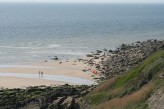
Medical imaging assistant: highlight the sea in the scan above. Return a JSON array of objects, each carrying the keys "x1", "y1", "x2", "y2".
[{"x1": 0, "y1": 3, "x2": 164, "y2": 64}]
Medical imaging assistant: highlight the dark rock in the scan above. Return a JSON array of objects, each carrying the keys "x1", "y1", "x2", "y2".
[
  {"x1": 51, "y1": 57, "x2": 58, "y2": 60},
  {"x1": 93, "y1": 53, "x2": 100, "y2": 55},
  {"x1": 109, "y1": 50, "x2": 113, "y2": 52},
  {"x1": 103, "y1": 48, "x2": 107, "y2": 51},
  {"x1": 95, "y1": 65, "x2": 100, "y2": 69},
  {"x1": 96, "y1": 50, "x2": 102, "y2": 54},
  {"x1": 48, "y1": 103, "x2": 58, "y2": 109},
  {"x1": 94, "y1": 56, "x2": 99, "y2": 59},
  {"x1": 61, "y1": 97, "x2": 75, "y2": 109},
  {"x1": 39, "y1": 98, "x2": 48, "y2": 109},
  {"x1": 53, "y1": 97, "x2": 67, "y2": 105},
  {"x1": 86, "y1": 54, "x2": 93, "y2": 57}
]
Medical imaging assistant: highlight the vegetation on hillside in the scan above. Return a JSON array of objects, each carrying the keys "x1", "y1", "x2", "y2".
[{"x1": 84, "y1": 50, "x2": 164, "y2": 109}]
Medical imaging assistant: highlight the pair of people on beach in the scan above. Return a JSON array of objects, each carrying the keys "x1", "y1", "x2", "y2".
[{"x1": 39, "y1": 71, "x2": 43, "y2": 78}]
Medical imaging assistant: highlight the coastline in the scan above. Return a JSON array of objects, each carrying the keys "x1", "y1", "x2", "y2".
[
  {"x1": 0, "y1": 59, "x2": 98, "y2": 88},
  {"x1": 0, "y1": 39, "x2": 163, "y2": 89},
  {"x1": 0, "y1": 3, "x2": 164, "y2": 108},
  {"x1": 0, "y1": 39, "x2": 163, "y2": 109}
]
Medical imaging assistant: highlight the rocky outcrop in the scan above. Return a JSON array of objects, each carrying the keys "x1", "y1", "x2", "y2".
[
  {"x1": 0, "y1": 85, "x2": 92, "y2": 109},
  {"x1": 147, "y1": 88, "x2": 164, "y2": 109},
  {"x1": 159, "y1": 73, "x2": 164, "y2": 79},
  {"x1": 85, "y1": 39, "x2": 164, "y2": 79}
]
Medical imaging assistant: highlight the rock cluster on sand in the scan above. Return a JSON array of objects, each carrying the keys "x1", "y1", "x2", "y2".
[{"x1": 84, "y1": 39, "x2": 164, "y2": 79}]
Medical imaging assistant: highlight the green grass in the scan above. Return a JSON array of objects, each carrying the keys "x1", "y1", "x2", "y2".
[
  {"x1": 112, "y1": 50, "x2": 164, "y2": 89},
  {"x1": 133, "y1": 102, "x2": 148, "y2": 109},
  {"x1": 85, "y1": 92, "x2": 111, "y2": 105},
  {"x1": 132, "y1": 69, "x2": 164, "y2": 109},
  {"x1": 84, "y1": 50, "x2": 164, "y2": 108}
]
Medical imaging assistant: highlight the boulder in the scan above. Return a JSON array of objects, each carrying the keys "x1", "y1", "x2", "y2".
[
  {"x1": 86, "y1": 54, "x2": 93, "y2": 57},
  {"x1": 51, "y1": 57, "x2": 58, "y2": 60},
  {"x1": 48, "y1": 104, "x2": 58, "y2": 109},
  {"x1": 159, "y1": 73, "x2": 164, "y2": 79},
  {"x1": 38, "y1": 98, "x2": 47, "y2": 109},
  {"x1": 94, "y1": 56, "x2": 99, "y2": 59},
  {"x1": 96, "y1": 50, "x2": 102, "y2": 54},
  {"x1": 93, "y1": 53, "x2": 100, "y2": 55},
  {"x1": 109, "y1": 50, "x2": 113, "y2": 52},
  {"x1": 53, "y1": 97, "x2": 67, "y2": 105},
  {"x1": 60, "y1": 97, "x2": 75, "y2": 109},
  {"x1": 103, "y1": 48, "x2": 107, "y2": 51}
]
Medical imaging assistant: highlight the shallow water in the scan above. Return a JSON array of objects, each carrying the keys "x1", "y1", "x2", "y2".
[
  {"x1": 0, "y1": 3, "x2": 164, "y2": 64},
  {"x1": 0, "y1": 72, "x2": 95, "y2": 85},
  {"x1": 0, "y1": 65, "x2": 56, "y2": 69}
]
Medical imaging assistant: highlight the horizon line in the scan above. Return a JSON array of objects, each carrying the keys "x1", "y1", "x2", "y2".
[{"x1": 0, "y1": 1, "x2": 164, "y2": 4}]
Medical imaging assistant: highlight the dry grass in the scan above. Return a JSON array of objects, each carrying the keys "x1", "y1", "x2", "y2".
[
  {"x1": 109, "y1": 87, "x2": 123, "y2": 97},
  {"x1": 92, "y1": 77, "x2": 118, "y2": 93},
  {"x1": 94, "y1": 83, "x2": 152, "y2": 109}
]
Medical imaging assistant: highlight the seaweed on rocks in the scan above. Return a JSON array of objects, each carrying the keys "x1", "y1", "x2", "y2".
[{"x1": 0, "y1": 85, "x2": 91, "y2": 109}]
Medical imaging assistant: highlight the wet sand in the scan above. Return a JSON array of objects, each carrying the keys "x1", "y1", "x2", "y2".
[{"x1": 0, "y1": 60, "x2": 97, "y2": 88}]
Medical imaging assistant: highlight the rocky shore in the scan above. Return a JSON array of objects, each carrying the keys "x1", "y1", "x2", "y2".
[
  {"x1": 0, "y1": 39, "x2": 163, "y2": 109},
  {"x1": 83, "y1": 39, "x2": 164, "y2": 80},
  {"x1": 0, "y1": 84, "x2": 95, "y2": 109}
]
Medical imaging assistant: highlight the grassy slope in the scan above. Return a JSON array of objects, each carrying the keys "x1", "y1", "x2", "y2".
[{"x1": 84, "y1": 50, "x2": 164, "y2": 109}]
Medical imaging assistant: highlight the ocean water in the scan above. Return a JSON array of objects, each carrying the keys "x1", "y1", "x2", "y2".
[{"x1": 0, "y1": 3, "x2": 164, "y2": 64}]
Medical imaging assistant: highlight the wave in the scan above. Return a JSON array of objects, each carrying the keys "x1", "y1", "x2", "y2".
[
  {"x1": 0, "y1": 44, "x2": 88, "y2": 50},
  {"x1": 62, "y1": 46, "x2": 88, "y2": 49},
  {"x1": 24, "y1": 51, "x2": 88, "y2": 55},
  {"x1": 0, "y1": 65, "x2": 56, "y2": 69},
  {"x1": 47, "y1": 44, "x2": 61, "y2": 48},
  {"x1": 54, "y1": 52, "x2": 88, "y2": 55},
  {"x1": 0, "y1": 45, "x2": 39, "y2": 49}
]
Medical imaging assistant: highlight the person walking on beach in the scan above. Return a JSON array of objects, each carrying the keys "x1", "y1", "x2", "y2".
[
  {"x1": 39, "y1": 71, "x2": 41, "y2": 78},
  {"x1": 41, "y1": 71, "x2": 43, "y2": 78}
]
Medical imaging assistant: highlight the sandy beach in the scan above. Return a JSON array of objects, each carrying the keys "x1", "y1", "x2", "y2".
[{"x1": 0, "y1": 59, "x2": 98, "y2": 88}]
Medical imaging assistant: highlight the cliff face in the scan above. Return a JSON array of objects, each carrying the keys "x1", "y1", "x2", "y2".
[{"x1": 147, "y1": 88, "x2": 164, "y2": 109}]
